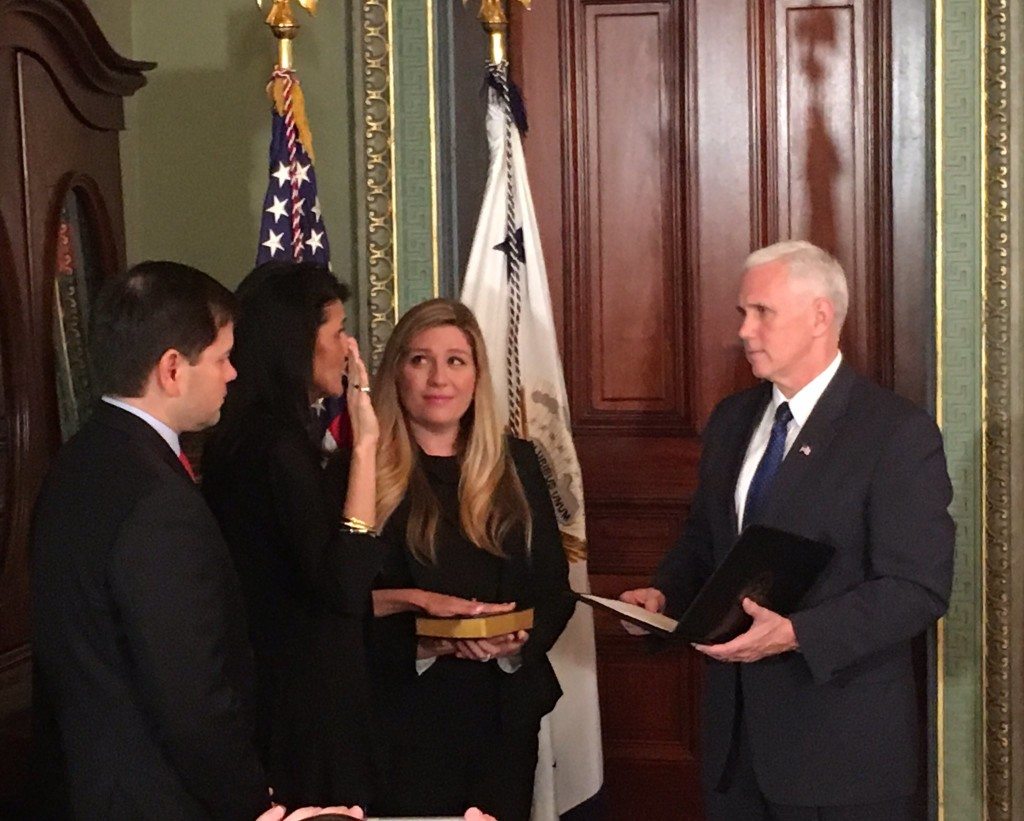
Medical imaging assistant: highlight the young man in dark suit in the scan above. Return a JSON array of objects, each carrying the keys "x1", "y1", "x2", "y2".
[
  {"x1": 31, "y1": 262, "x2": 362, "y2": 821},
  {"x1": 621, "y1": 241, "x2": 955, "y2": 820}
]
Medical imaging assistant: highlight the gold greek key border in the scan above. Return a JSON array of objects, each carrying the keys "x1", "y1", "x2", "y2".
[
  {"x1": 361, "y1": 0, "x2": 397, "y2": 368},
  {"x1": 983, "y1": 1, "x2": 1012, "y2": 816}
]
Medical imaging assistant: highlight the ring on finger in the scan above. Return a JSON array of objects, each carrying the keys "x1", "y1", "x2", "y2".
[{"x1": 359, "y1": 385, "x2": 371, "y2": 394}]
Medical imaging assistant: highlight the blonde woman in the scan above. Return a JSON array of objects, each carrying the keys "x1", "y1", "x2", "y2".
[{"x1": 369, "y1": 299, "x2": 573, "y2": 821}]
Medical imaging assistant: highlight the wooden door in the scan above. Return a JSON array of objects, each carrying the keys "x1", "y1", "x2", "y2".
[
  {"x1": 0, "y1": 1, "x2": 150, "y2": 802},
  {"x1": 511, "y1": 0, "x2": 930, "y2": 817}
]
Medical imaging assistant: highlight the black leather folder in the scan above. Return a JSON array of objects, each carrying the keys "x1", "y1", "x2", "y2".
[{"x1": 671, "y1": 525, "x2": 834, "y2": 644}]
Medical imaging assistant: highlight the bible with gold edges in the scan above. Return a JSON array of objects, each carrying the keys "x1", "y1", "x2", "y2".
[{"x1": 415, "y1": 608, "x2": 534, "y2": 639}]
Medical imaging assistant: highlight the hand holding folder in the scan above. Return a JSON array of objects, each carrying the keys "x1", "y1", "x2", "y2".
[{"x1": 581, "y1": 526, "x2": 834, "y2": 646}]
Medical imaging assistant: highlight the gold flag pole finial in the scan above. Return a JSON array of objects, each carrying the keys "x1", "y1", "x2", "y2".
[
  {"x1": 465, "y1": 0, "x2": 530, "y2": 65},
  {"x1": 257, "y1": 0, "x2": 319, "y2": 70}
]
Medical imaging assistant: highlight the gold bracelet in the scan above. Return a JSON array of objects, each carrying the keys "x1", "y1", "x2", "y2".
[{"x1": 340, "y1": 516, "x2": 378, "y2": 536}]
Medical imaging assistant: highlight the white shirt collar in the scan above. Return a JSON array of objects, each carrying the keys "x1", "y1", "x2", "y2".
[
  {"x1": 770, "y1": 351, "x2": 843, "y2": 428},
  {"x1": 101, "y1": 396, "x2": 181, "y2": 456}
]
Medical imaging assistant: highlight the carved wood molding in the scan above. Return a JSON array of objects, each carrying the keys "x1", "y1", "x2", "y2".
[{"x1": 0, "y1": 0, "x2": 153, "y2": 131}]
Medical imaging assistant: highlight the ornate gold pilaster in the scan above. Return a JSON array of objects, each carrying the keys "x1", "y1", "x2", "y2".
[
  {"x1": 983, "y1": 0, "x2": 1013, "y2": 817},
  {"x1": 360, "y1": 0, "x2": 398, "y2": 367}
]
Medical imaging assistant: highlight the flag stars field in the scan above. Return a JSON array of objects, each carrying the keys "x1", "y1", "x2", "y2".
[
  {"x1": 261, "y1": 229, "x2": 285, "y2": 257},
  {"x1": 256, "y1": 108, "x2": 330, "y2": 267},
  {"x1": 266, "y1": 196, "x2": 289, "y2": 223},
  {"x1": 306, "y1": 230, "x2": 324, "y2": 254},
  {"x1": 272, "y1": 161, "x2": 291, "y2": 188}
]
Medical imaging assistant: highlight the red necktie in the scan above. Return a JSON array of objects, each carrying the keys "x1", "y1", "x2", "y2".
[{"x1": 177, "y1": 450, "x2": 197, "y2": 483}]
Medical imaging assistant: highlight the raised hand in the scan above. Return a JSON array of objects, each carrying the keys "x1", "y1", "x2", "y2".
[{"x1": 344, "y1": 338, "x2": 378, "y2": 450}]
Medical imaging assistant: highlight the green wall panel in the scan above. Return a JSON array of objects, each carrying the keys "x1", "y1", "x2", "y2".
[
  {"x1": 938, "y1": 1, "x2": 984, "y2": 818},
  {"x1": 392, "y1": 0, "x2": 439, "y2": 314}
]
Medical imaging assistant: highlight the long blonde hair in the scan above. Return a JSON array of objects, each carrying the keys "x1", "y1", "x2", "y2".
[{"x1": 373, "y1": 298, "x2": 531, "y2": 563}]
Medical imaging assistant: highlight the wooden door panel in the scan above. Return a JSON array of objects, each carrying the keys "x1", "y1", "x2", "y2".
[
  {"x1": 597, "y1": 628, "x2": 703, "y2": 819},
  {"x1": 587, "y1": 501, "x2": 690, "y2": 576},
  {"x1": 768, "y1": 0, "x2": 889, "y2": 385},
  {"x1": 692, "y1": 0, "x2": 761, "y2": 423},
  {"x1": 579, "y1": 3, "x2": 685, "y2": 419}
]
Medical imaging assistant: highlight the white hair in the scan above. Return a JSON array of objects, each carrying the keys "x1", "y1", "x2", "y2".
[{"x1": 744, "y1": 240, "x2": 849, "y2": 328}]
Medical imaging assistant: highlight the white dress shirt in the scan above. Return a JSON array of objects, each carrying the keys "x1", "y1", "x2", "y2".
[
  {"x1": 102, "y1": 395, "x2": 181, "y2": 456},
  {"x1": 734, "y1": 352, "x2": 843, "y2": 526}
]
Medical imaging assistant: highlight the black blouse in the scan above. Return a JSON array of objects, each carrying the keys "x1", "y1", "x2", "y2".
[{"x1": 373, "y1": 437, "x2": 574, "y2": 717}]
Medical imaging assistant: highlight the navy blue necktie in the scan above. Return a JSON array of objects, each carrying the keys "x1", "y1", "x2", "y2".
[{"x1": 742, "y1": 401, "x2": 793, "y2": 528}]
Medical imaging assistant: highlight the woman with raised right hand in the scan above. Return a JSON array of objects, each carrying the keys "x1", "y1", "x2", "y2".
[{"x1": 203, "y1": 262, "x2": 383, "y2": 811}]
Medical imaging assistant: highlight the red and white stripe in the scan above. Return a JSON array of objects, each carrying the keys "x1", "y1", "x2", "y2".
[{"x1": 272, "y1": 68, "x2": 304, "y2": 260}]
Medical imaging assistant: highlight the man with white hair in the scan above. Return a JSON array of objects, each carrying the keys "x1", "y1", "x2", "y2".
[{"x1": 621, "y1": 241, "x2": 954, "y2": 819}]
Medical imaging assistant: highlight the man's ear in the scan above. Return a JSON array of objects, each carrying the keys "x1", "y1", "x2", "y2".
[
  {"x1": 154, "y1": 349, "x2": 186, "y2": 397},
  {"x1": 811, "y1": 297, "x2": 835, "y2": 337}
]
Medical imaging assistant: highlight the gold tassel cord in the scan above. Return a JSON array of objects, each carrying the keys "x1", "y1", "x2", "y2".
[{"x1": 267, "y1": 75, "x2": 316, "y2": 162}]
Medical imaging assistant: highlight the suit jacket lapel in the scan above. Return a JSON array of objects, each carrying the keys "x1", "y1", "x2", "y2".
[
  {"x1": 92, "y1": 401, "x2": 193, "y2": 483},
  {"x1": 760, "y1": 362, "x2": 857, "y2": 523},
  {"x1": 724, "y1": 383, "x2": 772, "y2": 540}
]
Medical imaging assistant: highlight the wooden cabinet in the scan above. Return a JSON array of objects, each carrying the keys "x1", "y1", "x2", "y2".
[{"x1": 0, "y1": 0, "x2": 150, "y2": 801}]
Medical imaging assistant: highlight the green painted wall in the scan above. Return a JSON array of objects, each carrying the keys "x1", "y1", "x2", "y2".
[
  {"x1": 85, "y1": 0, "x2": 358, "y2": 312},
  {"x1": 391, "y1": 0, "x2": 439, "y2": 313},
  {"x1": 82, "y1": 0, "x2": 132, "y2": 56}
]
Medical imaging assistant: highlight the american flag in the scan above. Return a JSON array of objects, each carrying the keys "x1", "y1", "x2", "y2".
[
  {"x1": 255, "y1": 110, "x2": 331, "y2": 266},
  {"x1": 256, "y1": 95, "x2": 349, "y2": 450}
]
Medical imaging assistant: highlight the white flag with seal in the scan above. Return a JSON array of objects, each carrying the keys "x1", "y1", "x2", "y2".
[{"x1": 460, "y1": 65, "x2": 603, "y2": 818}]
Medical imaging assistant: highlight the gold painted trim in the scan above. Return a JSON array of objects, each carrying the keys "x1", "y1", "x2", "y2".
[
  {"x1": 386, "y1": 0, "x2": 400, "y2": 324},
  {"x1": 426, "y1": 0, "x2": 440, "y2": 298},
  {"x1": 361, "y1": 0, "x2": 398, "y2": 368},
  {"x1": 982, "y1": 0, "x2": 1012, "y2": 816},
  {"x1": 980, "y1": 0, "x2": 990, "y2": 812}
]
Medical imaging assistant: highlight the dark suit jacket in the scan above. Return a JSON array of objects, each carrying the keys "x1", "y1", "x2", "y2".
[
  {"x1": 201, "y1": 411, "x2": 383, "y2": 807},
  {"x1": 652, "y1": 363, "x2": 955, "y2": 806},
  {"x1": 31, "y1": 402, "x2": 269, "y2": 820}
]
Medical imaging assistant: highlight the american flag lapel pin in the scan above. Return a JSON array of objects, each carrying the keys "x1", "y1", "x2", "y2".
[{"x1": 799, "y1": 444, "x2": 812, "y2": 456}]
